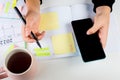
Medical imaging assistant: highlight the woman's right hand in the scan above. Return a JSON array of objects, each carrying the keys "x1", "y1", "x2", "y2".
[
  {"x1": 22, "y1": 10, "x2": 45, "y2": 43},
  {"x1": 22, "y1": 0, "x2": 45, "y2": 43}
]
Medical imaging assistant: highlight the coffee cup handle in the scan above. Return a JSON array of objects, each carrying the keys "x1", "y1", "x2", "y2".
[{"x1": 0, "y1": 67, "x2": 8, "y2": 79}]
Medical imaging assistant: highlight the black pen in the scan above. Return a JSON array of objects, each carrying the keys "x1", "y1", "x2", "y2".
[{"x1": 14, "y1": 6, "x2": 41, "y2": 48}]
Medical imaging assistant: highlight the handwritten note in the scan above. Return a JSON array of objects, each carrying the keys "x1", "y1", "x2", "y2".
[
  {"x1": 39, "y1": 12, "x2": 60, "y2": 31},
  {"x1": 0, "y1": 16, "x2": 24, "y2": 46},
  {"x1": 52, "y1": 33, "x2": 76, "y2": 55}
]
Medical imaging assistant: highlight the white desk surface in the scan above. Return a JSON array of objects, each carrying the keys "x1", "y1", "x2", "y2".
[{"x1": 3, "y1": 0, "x2": 120, "y2": 80}]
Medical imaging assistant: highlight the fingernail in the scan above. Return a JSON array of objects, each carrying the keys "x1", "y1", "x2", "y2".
[{"x1": 87, "y1": 31, "x2": 90, "y2": 35}]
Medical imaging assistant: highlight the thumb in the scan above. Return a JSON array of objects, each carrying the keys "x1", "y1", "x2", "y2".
[
  {"x1": 0, "y1": 67, "x2": 8, "y2": 79},
  {"x1": 87, "y1": 23, "x2": 100, "y2": 35},
  {"x1": 0, "y1": 72, "x2": 8, "y2": 79}
]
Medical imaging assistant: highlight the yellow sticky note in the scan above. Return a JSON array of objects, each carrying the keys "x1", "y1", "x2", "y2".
[
  {"x1": 4, "y1": 2, "x2": 11, "y2": 13},
  {"x1": 12, "y1": 0, "x2": 17, "y2": 8},
  {"x1": 40, "y1": 12, "x2": 60, "y2": 31},
  {"x1": 34, "y1": 47, "x2": 51, "y2": 56},
  {"x1": 52, "y1": 33, "x2": 76, "y2": 55}
]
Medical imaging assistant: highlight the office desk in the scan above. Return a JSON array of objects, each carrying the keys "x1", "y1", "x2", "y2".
[{"x1": 2, "y1": 0, "x2": 120, "y2": 80}]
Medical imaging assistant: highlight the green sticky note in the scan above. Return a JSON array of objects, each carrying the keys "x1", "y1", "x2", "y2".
[
  {"x1": 4, "y1": 44, "x2": 14, "y2": 57},
  {"x1": 24, "y1": 42, "x2": 27, "y2": 49},
  {"x1": 12, "y1": 0, "x2": 17, "y2": 8},
  {"x1": 34, "y1": 47, "x2": 51, "y2": 56},
  {"x1": 4, "y1": 2, "x2": 11, "y2": 13}
]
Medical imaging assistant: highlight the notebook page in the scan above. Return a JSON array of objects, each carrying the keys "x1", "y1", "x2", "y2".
[
  {"x1": 27, "y1": 6, "x2": 80, "y2": 59},
  {"x1": 71, "y1": 4, "x2": 93, "y2": 20}
]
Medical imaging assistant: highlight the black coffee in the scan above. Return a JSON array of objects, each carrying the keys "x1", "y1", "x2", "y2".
[{"x1": 7, "y1": 52, "x2": 32, "y2": 73}]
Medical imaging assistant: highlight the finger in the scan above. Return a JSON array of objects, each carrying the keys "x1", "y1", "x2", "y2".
[
  {"x1": 99, "y1": 27, "x2": 108, "y2": 48},
  {"x1": 0, "y1": 67, "x2": 5, "y2": 73},
  {"x1": 25, "y1": 31, "x2": 45, "y2": 42},
  {"x1": 22, "y1": 25, "x2": 30, "y2": 37},
  {"x1": 0, "y1": 67, "x2": 8, "y2": 79},
  {"x1": 22, "y1": 26, "x2": 35, "y2": 43},
  {"x1": 25, "y1": 26, "x2": 32, "y2": 37},
  {"x1": 37, "y1": 31, "x2": 45, "y2": 40},
  {"x1": 31, "y1": 28, "x2": 39, "y2": 34},
  {"x1": 24, "y1": 35, "x2": 36, "y2": 43},
  {"x1": 30, "y1": 23, "x2": 40, "y2": 34},
  {"x1": 0, "y1": 72, "x2": 8, "y2": 79},
  {"x1": 87, "y1": 23, "x2": 101, "y2": 35}
]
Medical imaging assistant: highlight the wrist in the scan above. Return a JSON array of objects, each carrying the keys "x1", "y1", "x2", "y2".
[
  {"x1": 96, "y1": 6, "x2": 111, "y2": 15},
  {"x1": 27, "y1": 9, "x2": 40, "y2": 15},
  {"x1": 27, "y1": 8, "x2": 40, "y2": 14},
  {"x1": 26, "y1": 0, "x2": 40, "y2": 13}
]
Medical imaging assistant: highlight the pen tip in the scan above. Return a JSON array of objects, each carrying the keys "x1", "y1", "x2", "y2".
[{"x1": 37, "y1": 41, "x2": 41, "y2": 48}]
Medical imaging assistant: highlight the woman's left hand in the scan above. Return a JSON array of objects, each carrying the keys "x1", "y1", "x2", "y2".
[{"x1": 87, "y1": 6, "x2": 111, "y2": 48}]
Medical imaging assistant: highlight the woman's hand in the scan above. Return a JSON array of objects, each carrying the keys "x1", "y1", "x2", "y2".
[
  {"x1": 22, "y1": 10, "x2": 45, "y2": 43},
  {"x1": 22, "y1": 0, "x2": 45, "y2": 43},
  {"x1": 87, "y1": 6, "x2": 111, "y2": 48},
  {"x1": 0, "y1": 67, "x2": 8, "y2": 79}
]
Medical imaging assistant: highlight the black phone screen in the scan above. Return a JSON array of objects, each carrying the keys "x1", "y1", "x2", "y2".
[{"x1": 71, "y1": 18, "x2": 106, "y2": 62}]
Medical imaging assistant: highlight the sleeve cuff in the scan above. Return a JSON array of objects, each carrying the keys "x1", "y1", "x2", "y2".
[
  {"x1": 92, "y1": 0, "x2": 115, "y2": 12},
  {"x1": 24, "y1": 0, "x2": 42, "y2": 5},
  {"x1": 40, "y1": 0, "x2": 42, "y2": 4}
]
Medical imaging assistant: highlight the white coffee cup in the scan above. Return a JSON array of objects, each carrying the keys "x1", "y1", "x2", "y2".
[{"x1": 0, "y1": 48, "x2": 38, "y2": 80}]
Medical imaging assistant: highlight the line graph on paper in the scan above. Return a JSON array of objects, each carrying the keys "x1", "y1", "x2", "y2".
[{"x1": 0, "y1": 18, "x2": 24, "y2": 46}]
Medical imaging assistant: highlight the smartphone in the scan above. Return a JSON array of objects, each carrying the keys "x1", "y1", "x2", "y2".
[{"x1": 71, "y1": 18, "x2": 106, "y2": 62}]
